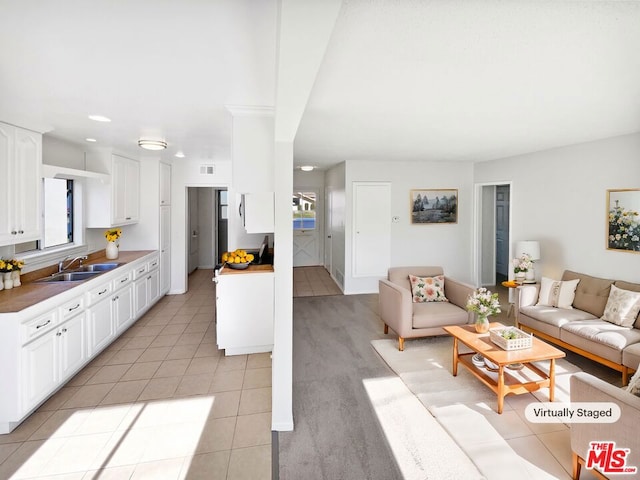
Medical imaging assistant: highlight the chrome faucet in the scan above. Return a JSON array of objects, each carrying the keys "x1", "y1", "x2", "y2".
[{"x1": 58, "y1": 255, "x2": 88, "y2": 273}]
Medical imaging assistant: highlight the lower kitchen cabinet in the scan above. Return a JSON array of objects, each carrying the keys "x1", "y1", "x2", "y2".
[
  {"x1": 215, "y1": 269, "x2": 274, "y2": 355},
  {"x1": 0, "y1": 250, "x2": 162, "y2": 434},
  {"x1": 22, "y1": 312, "x2": 86, "y2": 411},
  {"x1": 87, "y1": 296, "x2": 114, "y2": 358}
]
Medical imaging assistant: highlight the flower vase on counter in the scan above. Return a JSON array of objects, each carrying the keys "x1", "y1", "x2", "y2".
[
  {"x1": 11, "y1": 270, "x2": 21, "y2": 287},
  {"x1": 104, "y1": 228, "x2": 122, "y2": 260},
  {"x1": 3, "y1": 272, "x2": 13, "y2": 290},
  {"x1": 106, "y1": 241, "x2": 119, "y2": 260}
]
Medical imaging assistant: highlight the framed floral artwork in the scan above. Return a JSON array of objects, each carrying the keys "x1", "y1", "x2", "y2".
[
  {"x1": 607, "y1": 189, "x2": 640, "y2": 253},
  {"x1": 410, "y1": 189, "x2": 458, "y2": 224}
]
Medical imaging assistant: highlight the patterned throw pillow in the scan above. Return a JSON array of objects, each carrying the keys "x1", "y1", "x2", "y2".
[
  {"x1": 409, "y1": 274, "x2": 448, "y2": 303},
  {"x1": 601, "y1": 284, "x2": 640, "y2": 328},
  {"x1": 626, "y1": 368, "x2": 640, "y2": 397},
  {"x1": 536, "y1": 277, "x2": 580, "y2": 309}
]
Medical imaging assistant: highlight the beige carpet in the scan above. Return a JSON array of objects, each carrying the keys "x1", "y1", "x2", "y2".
[{"x1": 371, "y1": 336, "x2": 600, "y2": 480}]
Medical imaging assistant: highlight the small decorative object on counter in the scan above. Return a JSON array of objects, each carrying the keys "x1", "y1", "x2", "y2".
[
  {"x1": 489, "y1": 326, "x2": 533, "y2": 351},
  {"x1": 0, "y1": 258, "x2": 22, "y2": 290},
  {"x1": 221, "y1": 249, "x2": 255, "y2": 270},
  {"x1": 512, "y1": 253, "x2": 533, "y2": 284},
  {"x1": 11, "y1": 259, "x2": 23, "y2": 287},
  {"x1": 104, "y1": 228, "x2": 122, "y2": 260},
  {"x1": 466, "y1": 287, "x2": 501, "y2": 334}
]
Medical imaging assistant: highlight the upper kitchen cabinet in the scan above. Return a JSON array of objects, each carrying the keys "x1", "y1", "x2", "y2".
[
  {"x1": 228, "y1": 106, "x2": 274, "y2": 193},
  {"x1": 85, "y1": 152, "x2": 140, "y2": 227},
  {"x1": 159, "y1": 162, "x2": 171, "y2": 206},
  {"x1": 0, "y1": 122, "x2": 42, "y2": 246}
]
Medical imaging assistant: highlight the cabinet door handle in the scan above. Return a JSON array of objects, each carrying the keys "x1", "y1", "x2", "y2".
[
  {"x1": 56, "y1": 331, "x2": 62, "y2": 337},
  {"x1": 36, "y1": 319, "x2": 51, "y2": 329},
  {"x1": 18, "y1": 230, "x2": 24, "y2": 234},
  {"x1": 138, "y1": 268, "x2": 145, "y2": 274},
  {"x1": 98, "y1": 288, "x2": 108, "y2": 295},
  {"x1": 68, "y1": 304, "x2": 80, "y2": 312},
  {"x1": 126, "y1": 217, "x2": 132, "y2": 220},
  {"x1": 147, "y1": 276, "x2": 152, "y2": 280},
  {"x1": 11, "y1": 231, "x2": 17, "y2": 235},
  {"x1": 62, "y1": 328, "x2": 67, "y2": 333},
  {"x1": 120, "y1": 278, "x2": 128, "y2": 283},
  {"x1": 112, "y1": 296, "x2": 119, "y2": 301}
]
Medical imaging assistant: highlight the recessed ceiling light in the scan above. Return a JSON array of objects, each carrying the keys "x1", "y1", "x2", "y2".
[
  {"x1": 138, "y1": 139, "x2": 167, "y2": 151},
  {"x1": 88, "y1": 115, "x2": 111, "y2": 122},
  {"x1": 300, "y1": 165, "x2": 314, "y2": 171},
  {"x1": 85, "y1": 138, "x2": 97, "y2": 142},
  {"x1": 175, "y1": 151, "x2": 185, "y2": 158}
]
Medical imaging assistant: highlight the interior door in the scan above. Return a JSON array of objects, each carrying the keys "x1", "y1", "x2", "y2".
[
  {"x1": 324, "y1": 186, "x2": 333, "y2": 273},
  {"x1": 495, "y1": 185, "x2": 510, "y2": 278},
  {"x1": 293, "y1": 190, "x2": 321, "y2": 266},
  {"x1": 353, "y1": 182, "x2": 391, "y2": 277},
  {"x1": 187, "y1": 188, "x2": 199, "y2": 274}
]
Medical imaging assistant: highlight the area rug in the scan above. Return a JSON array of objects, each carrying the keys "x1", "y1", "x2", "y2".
[{"x1": 371, "y1": 336, "x2": 585, "y2": 480}]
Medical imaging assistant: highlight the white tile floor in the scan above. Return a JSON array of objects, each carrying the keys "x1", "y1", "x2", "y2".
[{"x1": 0, "y1": 269, "x2": 272, "y2": 480}]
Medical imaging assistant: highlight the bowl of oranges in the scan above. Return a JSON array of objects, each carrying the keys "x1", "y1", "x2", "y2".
[{"x1": 221, "y1": 249, "x2": 255, "y2": 270}]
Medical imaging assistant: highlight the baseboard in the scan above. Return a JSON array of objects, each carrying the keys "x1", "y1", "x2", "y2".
[{"x1": 271, "y1": 420, "x2": 294, "y2": 431}]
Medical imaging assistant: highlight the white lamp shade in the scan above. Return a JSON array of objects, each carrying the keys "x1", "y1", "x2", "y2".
[{"x1": 515, "y1": 241, "x2": 540, "y2": 260}]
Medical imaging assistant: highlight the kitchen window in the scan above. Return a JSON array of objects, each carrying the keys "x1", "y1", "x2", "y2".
[{"x1": 15, "y1": 178, "x2": 75, "y2": 253}]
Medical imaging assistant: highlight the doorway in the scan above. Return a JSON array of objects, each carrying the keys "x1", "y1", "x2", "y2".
[
  {"x1": 293, "y1": 190, "x2": 322, "y2": 267},
  {"x1": 186, "y1": 187, "x2": 227, "y2": 274},
  {"x1": 476, "y1": 183, "x2": 511, "y2": 286}
]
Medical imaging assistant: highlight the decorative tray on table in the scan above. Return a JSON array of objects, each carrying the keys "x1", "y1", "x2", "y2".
[{"x1": 489, "y1": 326, "x2": 533, "y2": 351}]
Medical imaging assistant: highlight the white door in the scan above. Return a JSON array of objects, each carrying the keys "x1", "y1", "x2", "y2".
[
  {"x1": 58, "y1": 313, "x2": 86, "y2": 381},
  {"x1": 495, "y1": 185, "x2": 510, "y2": 278},
  {"x1": 160, "y1": 206, "x2": 171, "y2": 294},
  {"x1": 293, "y1": 190, "x2": 321, "y2": 266},
  {"x1": 352, "y1": 182, "x2": 391, "y2": 277},
  {"x1": 324, "y1": 186, "x2": 333, "y2": 274},
  {"x1": 188, "y1": 188, "x2": 199, "y2": 273}
]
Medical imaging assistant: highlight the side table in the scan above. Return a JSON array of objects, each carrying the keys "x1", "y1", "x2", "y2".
[{"x1": 501, "y1": 280, "x2": 520, "y2": 318}]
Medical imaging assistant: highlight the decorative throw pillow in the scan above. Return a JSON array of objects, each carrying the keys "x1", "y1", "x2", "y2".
[
  {"x1": 409, "y1": 274, "x2": 448, "y2": 303},
  {"x1": 536, "y1": 277, "x2": 580, "y2": 309},
  {"x1": 626, "y1": 369, "x2": 640, "y2": 397},
  {"x1": 601, "y1": 284, "x2": 640, "y2": 328}
]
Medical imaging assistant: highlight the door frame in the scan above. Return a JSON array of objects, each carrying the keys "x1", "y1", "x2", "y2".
[
  {"x1": 473, "y1": 181, "x2": 513, "y2": 287},
  {"x1": 292, "y1": 187, "x2": 323, "y2": 267}
]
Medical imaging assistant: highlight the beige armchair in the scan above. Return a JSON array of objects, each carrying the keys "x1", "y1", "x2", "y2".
[
  {"x1": 379, "y1": 266, "x2": 474, "y2": 351},
  {"x1": 570, "y1": 372, "x2": 640, "y2": 480}
]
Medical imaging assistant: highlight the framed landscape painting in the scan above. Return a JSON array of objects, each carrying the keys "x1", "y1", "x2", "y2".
[
  {"x1": 607, "y1": 189, "x2": 640, "y2": 253},
  {"x1": 410, "y1": 189, "x2": 458, "y2": 224}
]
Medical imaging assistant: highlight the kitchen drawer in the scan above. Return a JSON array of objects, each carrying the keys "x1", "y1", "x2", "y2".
[
  {"x1": 132, "y1": 263, "x2": 148, "y2": 280},
  {"x1": 86, "y1": 281, "x2": 113, "y2": 305},
  {"x1": 112, "y1": 270, "x2": 132, "y2": 291},
  {"x1": 22, "y1": 311, "x2": 58, "y2": 344},
  {"x1": 59, "y1": 297, "x2": 84, "y2": 322},
  {"x1": 147, "y1": 256, "x2": 159, "y2": 271}
]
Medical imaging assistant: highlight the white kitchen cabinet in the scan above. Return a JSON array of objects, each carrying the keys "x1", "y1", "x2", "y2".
[
  {"x1": 86, "y1": 296, "x2": 114, "y2": 357},
  {"x1": 112, "y1": 285, "x2": 133, "y2": 333},
  {"x1": 22, "y1": 312, "x2": 86, "y2": 411},
  {"x1": 160, "y1": 205, "x2": 171, "y2": 294},
  {"x1": 85, "y1": 153, "x2": 140, "y2": 227},
  {"x1": 0, "y1": 251, "x2": 162, "y2": 434},
  {"x1": 160, "y1": 162, "x2": 171, "y2": 205},
  {"x1": 0, "y1": 122, "x2": 42, "y2": 246},
  {"x1": 133, "y1": 256, "x2": 159, "y2": 317},
  {"x1": 241, "y1": 192, "x2": 274, "y2": 233},
  {"x1": 215, "y1": 270, "x2": 274, "y2": 355}
]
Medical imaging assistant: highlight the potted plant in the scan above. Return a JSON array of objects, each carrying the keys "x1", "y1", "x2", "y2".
[
  {"x1": 512, "y1": 253, "x2": 533, "y2": 283},
  {"x1": 466, "y1": 287, "x2": 501, "y2": 333}
]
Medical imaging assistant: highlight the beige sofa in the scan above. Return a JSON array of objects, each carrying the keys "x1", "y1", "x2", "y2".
[
  {"x1": 570, "y1": 372, "x2": 640, "y2": 479},
  {"x1": 379, "y1": 266, "x2": 474, "y2": 351},
  {"x1": 516, "y1": 270, "x2": 640, "y2": 385}
]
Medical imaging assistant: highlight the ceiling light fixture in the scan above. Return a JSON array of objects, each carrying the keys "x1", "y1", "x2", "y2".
[
  {"x1": 88, "y1": 115, "x2": 111, "y2": 122},
  {"x1": 300, "y1": 165, "x2": 314, "y2": 172},
  {"x1": 138, "y1": 139, "x2": 167, "y2": 151},
  {"x1": 85, "y1": 138, "x2": 97, "y2": 142},
  {"x1": 175, "y1": 151, "x2": 185, "y2": 158}
]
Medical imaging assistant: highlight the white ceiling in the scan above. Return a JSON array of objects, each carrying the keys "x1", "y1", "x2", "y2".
[
  {"x1": 2, "y1": 1, "x2": 640, "y2": 170},
  {"x1": 295, "y1": 0, "x2": 640, "y2": 168},
  {"x1": 0, "y1": 0, "x2": 277, "y2": 162}
]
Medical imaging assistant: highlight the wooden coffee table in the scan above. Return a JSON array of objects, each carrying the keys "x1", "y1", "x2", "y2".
[{"x1": 443, "y1": 322, "x2": 566, "y2": 414}]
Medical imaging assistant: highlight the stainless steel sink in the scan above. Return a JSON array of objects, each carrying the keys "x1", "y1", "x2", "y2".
[
  {"x1": 35, "y1": 271, "x2": 103, "y2": 283},
  {"x1": 77, "y1": 262, "x2": 124, "y2": 272}
]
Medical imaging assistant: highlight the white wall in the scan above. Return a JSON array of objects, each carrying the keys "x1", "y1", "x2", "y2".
[
  {"x1": 474, "y1": 133, "x2": 640, "y2": 283},
  {"x1": 171, "y1": 159, "x2": 232, "y2": 294},
  {"x1": 42, "y1": 135, "x2": 85, "y2": 169},
  {"x1": 343, "y1": 159, "x2": 475, "y2": 294}
]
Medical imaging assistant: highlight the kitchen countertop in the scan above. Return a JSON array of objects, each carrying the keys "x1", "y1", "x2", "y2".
[
  {"x1": 218, "y1": 264, "x2": 274, "y2": 275},
  {"x1": 0, "y1": 250, "x2": 154, "y2": 314}
]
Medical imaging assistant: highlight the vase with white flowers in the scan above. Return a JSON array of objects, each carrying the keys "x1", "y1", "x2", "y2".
[
  {"x1": 466, "y1": 287, "x2": 501, "y2": 333},
  {"x1": 512, "y1": 253, "x2": 533, "y2": 283}
]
